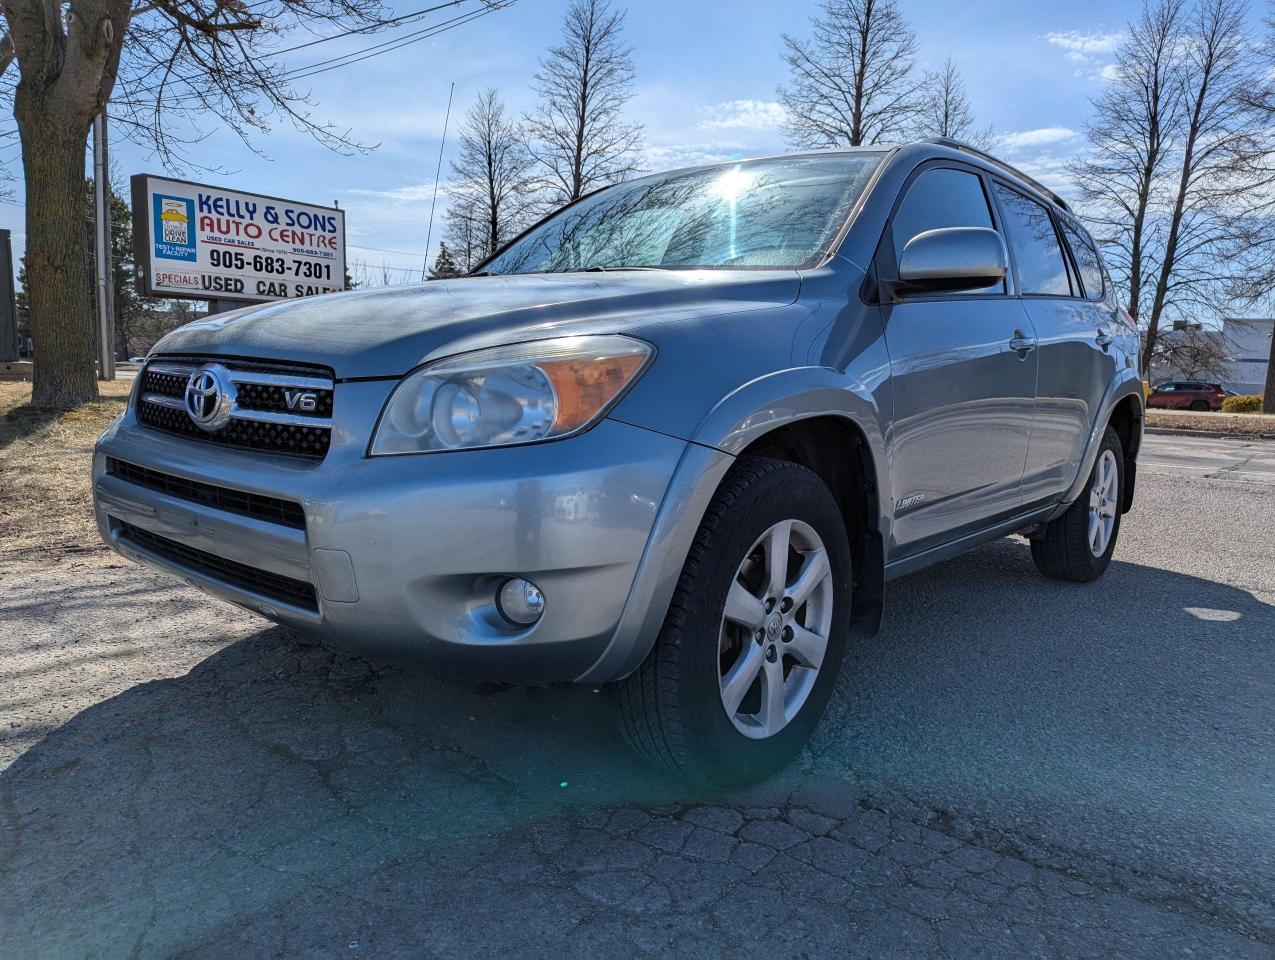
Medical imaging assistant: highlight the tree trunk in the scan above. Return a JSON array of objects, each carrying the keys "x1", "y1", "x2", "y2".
[
  {"x1": 1263, "y1": 326, "x2": 1275, "y2": 415},
  {"x1": 16, "y1": 90, "x2": 99, "y2": 407}
]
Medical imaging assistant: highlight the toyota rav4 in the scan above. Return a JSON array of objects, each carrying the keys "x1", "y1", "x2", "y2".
[{"x1": 94, "y1": 140, "x2": 1144, "y2": 785}]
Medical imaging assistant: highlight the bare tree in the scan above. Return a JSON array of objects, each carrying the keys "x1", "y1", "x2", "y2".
[
  {"x1": 444, "y1": 195, "x2": 488, "y2": 274},
  {"x1": 0, "y1": 0, "x2": 510, "y2": 406},
  {"x1": 1140, "y1": 0, "x2": 1275, "y2": 375},
  {"x1": 447, "y1": 87, "x2": 536, "y2": 260},
  {"x1": 1069, "y1": 0, "x2": 1186, "y2": 332},
  {"x1": 910, "y1": 58, "x2": 991, "y2": 147},
  {"x1": 778, "y1": 0, "x2": 923, "y2": 148},
  {"x1": 523, "y1": 0, "x2": 643, "y2": 206},
  {"x1": 1147, "y1": 322, "x2": 1235, "y2": 380}
]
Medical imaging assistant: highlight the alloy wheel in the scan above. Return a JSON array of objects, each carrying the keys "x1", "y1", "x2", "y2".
[
  {"x1": 1088, "y1": 449, "x2": 1119, "y2": 557},
  {"x1": 717, "y1": 519, "x2": 834, "y2": 739}
]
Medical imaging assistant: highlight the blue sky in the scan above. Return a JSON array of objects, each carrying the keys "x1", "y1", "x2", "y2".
[{"x1": 0, "y1": 0, "x2": 1234, "y2": 279}]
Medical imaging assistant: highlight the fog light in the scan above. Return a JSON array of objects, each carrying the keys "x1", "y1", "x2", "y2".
[{"x1": 498, "y1": 578, "x2": 545, "y2": 626}]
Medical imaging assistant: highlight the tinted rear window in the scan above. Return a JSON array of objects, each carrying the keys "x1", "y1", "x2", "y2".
[{"x1": 1060, "y1": 219, "x2": 1104, "y2": 300}]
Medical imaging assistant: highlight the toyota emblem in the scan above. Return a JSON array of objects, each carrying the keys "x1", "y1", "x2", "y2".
[{"x1": 184, "y1": 364, "x2": 235, "y2": 432}]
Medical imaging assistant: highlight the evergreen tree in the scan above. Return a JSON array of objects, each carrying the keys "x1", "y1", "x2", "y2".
[{"x1": 429, "y1": 243, "x2": 463, "y2": 280}]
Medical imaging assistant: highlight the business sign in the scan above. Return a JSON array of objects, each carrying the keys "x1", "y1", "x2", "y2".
[{"x1": 131, "y1": 174, "x2": 346, "y2": 304}]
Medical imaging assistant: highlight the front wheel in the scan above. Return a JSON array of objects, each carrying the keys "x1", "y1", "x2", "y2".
[
  {"x1": 1031, "y1": 427, "x2": 1124, "y2": 582},
  {"x1": 616, "y1": 458, "x2": 852, "y2": 786}
]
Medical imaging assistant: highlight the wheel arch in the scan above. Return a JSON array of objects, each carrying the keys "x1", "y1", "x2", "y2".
[
  {"x1": 736, "y1": 415, "x2": 885, "y2": 637},
  {"x1": 1106, "y1": 391, "x2": 1143, "y2": 514},
  {"x1": 1048, "y1": 372, "x2": 1145, "y2": 521},
  {"x1": 579, "y1": 373, "x2": 889, "y2": 684}
]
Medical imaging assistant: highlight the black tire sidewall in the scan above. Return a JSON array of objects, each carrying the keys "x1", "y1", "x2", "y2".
[{"x1": 673, "y1": 461, "x2": 852, "y2": 785}]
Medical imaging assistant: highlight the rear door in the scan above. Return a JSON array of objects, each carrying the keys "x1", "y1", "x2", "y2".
[
  {"x1": 880, "y1": 163, "x2": 1038, "y2": 558},
  {"x1": 990, "y1": 183, "x2": 1117, "y2": 505}
]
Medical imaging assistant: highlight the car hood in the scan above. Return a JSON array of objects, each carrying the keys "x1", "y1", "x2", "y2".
[{"x1": 151, "y1": 270, "x2": 802, "y2": 379}]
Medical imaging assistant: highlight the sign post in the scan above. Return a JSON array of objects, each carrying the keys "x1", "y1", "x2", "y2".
[
  {"x1": 94, "y1": 109, "x2": 115, "y2": 380},
  {"x1": 130, "y1": 174, "x2": 346, "y2": 306},
  {"x1": 0, "y1": 229, "x2": 16, "y2": 363}
]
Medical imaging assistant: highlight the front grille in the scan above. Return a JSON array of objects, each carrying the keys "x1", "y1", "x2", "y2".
[
  {"x1": 107, "y1": 458, "x2": 306, "y2": 529},
  {"x1": 137, "y1": 356, "x2": 335, "y2": 459},
  {"x1": 118, "y1": 522, "x2": 318, "y2": 611}
]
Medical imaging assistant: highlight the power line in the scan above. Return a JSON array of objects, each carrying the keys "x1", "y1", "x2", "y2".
[
  {"x1": 270, "y1": 0, "x2": 478, "y2": 57},
  {"x1": 121, "y1": 1, "x2": 512, "y2": 103},
  {"x1": 348, "y1": 243, "x2": 429, "y2": 258},
  {"x1": 283, "y1": 3, "x2": 511, "y2": 82}
]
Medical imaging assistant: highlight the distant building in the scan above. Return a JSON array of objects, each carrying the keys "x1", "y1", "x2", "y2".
[
  {"x1": 1222, "y1": 318, "x2": 1272, "y2": 395},
  {"x1": 1151, "y1": 318, "x2": 1271, "y2": 394}
]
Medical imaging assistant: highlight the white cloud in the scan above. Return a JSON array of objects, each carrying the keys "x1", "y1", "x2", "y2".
[
  {"x1": 1044, "y1": 30, "x2": 1123, "y2": 62},
  {"x1": 697, "y1": 99, "x2": 787, "y2": 132},
  {"x1": 996, "y1": 127, "x2": 1080, "y2": 152},
  {"x1": 342, "y1": 183, "x2": 447, "y2": 204},
  {"x1": 640, "y1": 143, "x2": 751, "y2": 172}
]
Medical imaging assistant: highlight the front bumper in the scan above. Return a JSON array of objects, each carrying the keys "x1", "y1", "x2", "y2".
[{"x1": 93, "y1": 379, "x2": 699, "y2": 683}]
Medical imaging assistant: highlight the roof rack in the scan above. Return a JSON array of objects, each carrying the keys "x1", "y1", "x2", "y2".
[{"x1": 922, "y1": 137, "x2": 1069, "y2": 212}]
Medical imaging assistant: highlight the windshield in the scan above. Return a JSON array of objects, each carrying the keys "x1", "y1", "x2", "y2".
[{"x1": 480, "y1": 154, "x2": 884, "y2": 275}]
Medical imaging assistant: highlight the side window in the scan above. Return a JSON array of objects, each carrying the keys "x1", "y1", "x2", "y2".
[
  {"x1": 991, "y1": 183, "x2": 1072, "y2": 297},
  {"x1": 890, "y1": 167, "x2": 1003, "y2": 295},
  {"x1": 1060, "y1": 219, "x2": 1104, "y2": 300}
]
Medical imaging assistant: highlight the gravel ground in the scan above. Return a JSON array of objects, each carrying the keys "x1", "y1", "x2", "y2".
[{"x1": 1, "y1": 435, "x2": 1272, "y2": 958}]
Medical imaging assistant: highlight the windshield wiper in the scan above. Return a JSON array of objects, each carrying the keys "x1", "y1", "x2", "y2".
[{"x1": 582, "y1": 265, "x2": 667, "y2": 273}]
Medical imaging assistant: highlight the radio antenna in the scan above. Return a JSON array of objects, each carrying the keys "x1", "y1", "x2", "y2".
[{"x1": 422, "y1": 81, "x2": 455, "y2": 280}]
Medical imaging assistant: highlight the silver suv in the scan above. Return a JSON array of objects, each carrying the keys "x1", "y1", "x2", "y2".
[{"x1": 94, "y1": 140, "x2": 1144, "y2": 785}]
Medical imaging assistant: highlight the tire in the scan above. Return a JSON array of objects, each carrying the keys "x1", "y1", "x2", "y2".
[
  {"x1": 1031, "y1": 427, "x2": 1124, "y2": 582},
  {"x1": 616, "y1": 457, "x2": 852, "y2": 787},
  {"x1": 1189, "y1": 400, "x2": 1209, "y2": 412}
]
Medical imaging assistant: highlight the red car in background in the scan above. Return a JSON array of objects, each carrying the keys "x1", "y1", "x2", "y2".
[{"x1": 1147, "y1": 381, "x2": 1228, "y2": 411}]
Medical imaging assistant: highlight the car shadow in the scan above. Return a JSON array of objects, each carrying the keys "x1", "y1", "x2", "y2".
[{"x1": 2, "y1": 538, "x2": 1272, "y2": 955}]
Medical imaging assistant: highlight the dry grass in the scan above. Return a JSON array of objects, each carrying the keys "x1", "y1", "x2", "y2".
[
  {"x1": 1146, "y1": 407, "x2": 1275, "y2": 438},
  {"x1": 0, "y1": 379, "x2": 133, "y2": 564}
]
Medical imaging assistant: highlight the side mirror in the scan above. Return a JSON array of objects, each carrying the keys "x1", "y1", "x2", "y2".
[{"x1": 890, "y1": 227, "x2": 1008, "y2": 299}]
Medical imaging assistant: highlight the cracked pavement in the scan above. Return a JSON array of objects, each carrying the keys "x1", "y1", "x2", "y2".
[{"x1": 2, "y1": 439, "x2": 1273, "y2": 958}]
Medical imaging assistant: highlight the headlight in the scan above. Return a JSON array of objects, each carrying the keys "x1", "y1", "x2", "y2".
[{"x1": 369, "y1": 335, "x2": 653, "y2": 455}]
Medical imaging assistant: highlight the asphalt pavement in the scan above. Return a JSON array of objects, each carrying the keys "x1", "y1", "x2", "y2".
[{"x1": 1, "y1": 434, "x2": 1272, "y2": 958}]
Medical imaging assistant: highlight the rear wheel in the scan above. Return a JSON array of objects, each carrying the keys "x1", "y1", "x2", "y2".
[
  {"x1": 1189, "y1": 399, "x2": 1210, "y2": 412},
  {"x1": 616, "y1": 458, "x2": 852, "y2": 786},
  {"x1": 1031, "y1": 427, "x2": 1123, "y2": 582}
]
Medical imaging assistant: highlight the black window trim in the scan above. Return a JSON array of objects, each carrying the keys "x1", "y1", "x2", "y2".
[
  {"x1": 866, "y1": 158, "x2": 1015, "y2": 306},
  {"x1": 986, "y1": 177, "x2": 1080, "y2": 302},
  {"x1": 1056, "y1": 212, "x2": 1107, "y2": 302}
]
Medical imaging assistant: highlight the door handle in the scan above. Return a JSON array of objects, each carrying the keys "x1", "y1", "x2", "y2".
[
  {"x1": 1095, "y1": 330, "x2": 1115, "y2": 349},
  {"x1": 1009, "y1": 331, "x2": 1036, "y2": 355}
]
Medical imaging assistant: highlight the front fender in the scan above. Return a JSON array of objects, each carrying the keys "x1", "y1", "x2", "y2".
[
  {"x1": 580, "y1": 366, "x2": 892, "y2": 683},
  {"x1": 688, "y1": 364, "x2": 890, "y2": 460}
]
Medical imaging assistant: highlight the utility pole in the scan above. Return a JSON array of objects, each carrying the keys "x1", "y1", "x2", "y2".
[{"x1": 93, "y1": 107, "x2": 116, "y2": 380}]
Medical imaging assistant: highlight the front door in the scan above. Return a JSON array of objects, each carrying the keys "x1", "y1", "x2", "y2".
[{"x1": 880, "y1": 165, "x2": 1038, "y2": 559}]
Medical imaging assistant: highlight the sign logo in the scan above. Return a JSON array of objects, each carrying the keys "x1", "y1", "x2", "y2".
[
  {"x1": 895, "y1": 494, "x2": 927, "y2": 514},
  {"x1": 153, "y1": 194, "x2": 197, "y2": 262},
  {"x1": 184, "y1": 365, "x2": 235, "y2": 432},
  {"x1": 283, "y1": 390, "x2": 318, "y2": 413}
]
